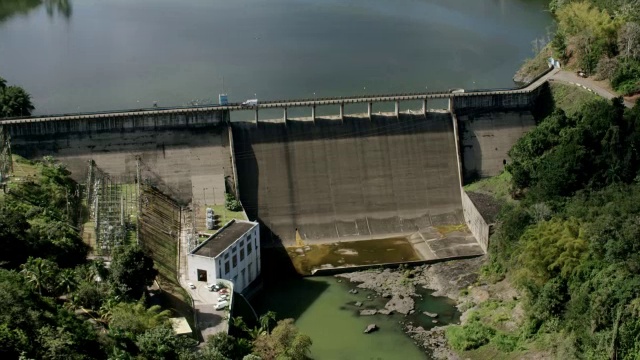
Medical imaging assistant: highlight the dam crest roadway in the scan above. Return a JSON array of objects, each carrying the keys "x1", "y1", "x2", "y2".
[{"x1": 0, "y1": 68, "x2": 556, "y2": 125}]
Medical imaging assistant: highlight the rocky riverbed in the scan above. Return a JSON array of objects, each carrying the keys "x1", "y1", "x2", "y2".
[{"x1": 336, "y1": 256, "x2": 487, "y2": 359}]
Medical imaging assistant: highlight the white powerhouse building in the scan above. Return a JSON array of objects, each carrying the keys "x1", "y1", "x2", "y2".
[{"x1": 187, "y1": 220, "x2": 261, "y2": 293}]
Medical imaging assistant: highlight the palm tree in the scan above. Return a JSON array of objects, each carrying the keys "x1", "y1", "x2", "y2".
[
  {"x1": 259, "y1": 311, "x2": 277, "y2": 334},
  {"x1": 0, "y1": 76, "x2": 6, "y2": 91},
  {"x1": 233, "y1": 311, "x2": 277, "y2": 340},
  {"x1": 56, "y1": 268, "x2": 78, "y2": 295},
  {"x1": 99, "y1": 296, "x2": 120, "y2": 323},
  {"x1": 20, "y1": 257, "x2": 58, "y2": 295}
]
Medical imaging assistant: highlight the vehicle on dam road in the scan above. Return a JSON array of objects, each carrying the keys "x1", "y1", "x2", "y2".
[{"x1": 242, "y1": 99, "x2": 259, "y2": 107}]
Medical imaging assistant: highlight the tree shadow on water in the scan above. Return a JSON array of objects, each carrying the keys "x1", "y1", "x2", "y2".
[
  {"x1": 249, "y1": 245, "x2": 330, "y2": 323},
  {"x1": 0, "y1": 0, "x2": 72, "y2": 23}
]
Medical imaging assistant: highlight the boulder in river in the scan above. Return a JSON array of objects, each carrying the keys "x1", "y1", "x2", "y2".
[
  {"x1": 354, "y1": 301, "x2": 363, "y2": 307},
  {"x1": 360, "y1": 309, "x2": 377, "y2": 316},
  {"x1": 423, "y1": 311, "x2": 438, "y2": 318},
  {"x1": 377, "y1": 309, "x2": 393, "y2": 315},
  {"x1": 364, "y1": 324, "x2": 379, "y2": 334}
]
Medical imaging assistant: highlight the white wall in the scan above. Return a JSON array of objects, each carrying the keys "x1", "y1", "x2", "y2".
[
  {"x1": 214, "y1": 223, "x2": 260, "y2": 293},
  {"x1": 186, "y1": 254, "x2": 218, "y2": 284}
]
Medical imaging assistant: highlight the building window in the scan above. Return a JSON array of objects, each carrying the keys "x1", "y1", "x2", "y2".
[
  {"x1": 247, "y1": 242, "x2": 252, "y2": 255},
  {"x1": 248, "y1": 234, "x2": 252, "y2": 241},
  {"x1": 225, "y1": 261, "x2": 230, "y2": 274},
  {"x1": 232, "y1": 254, "x2": 237, "y2": 268},
  {"x1": 240, "y1": 239, "x2": 244, "y2": 246},
  {"x1": 240, "y1": 248, "x2": 245, "y2": 261},
  {"x1": 197, "y1": 269, "x2": 207, "y2": 282},
  {"x1": 248, "y1": 262, "x2": 253, "y2": 281},
  {"x1": 224, "y1": 253, "x2": 229, "y2": 259},
  {"x1": 232, "y1": 246, "x2": 237, "y2": 253}
]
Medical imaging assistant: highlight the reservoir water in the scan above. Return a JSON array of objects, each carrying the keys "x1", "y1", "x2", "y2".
[{"x1": 0, "y1": 0, "x2": 552, "y2": 116}]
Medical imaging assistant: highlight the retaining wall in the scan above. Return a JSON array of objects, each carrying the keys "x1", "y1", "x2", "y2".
[{"x1": 461, "y1": 190, "x2": 489, "y2": 253}]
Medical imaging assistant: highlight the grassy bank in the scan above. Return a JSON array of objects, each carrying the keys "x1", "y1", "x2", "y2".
[{"x1": 548, "y1": 82, "x2": 601, "y2": 115}]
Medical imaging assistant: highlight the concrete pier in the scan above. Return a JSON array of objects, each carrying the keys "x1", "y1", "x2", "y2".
[
  {"x1": 394, "y1": 101, "x2": 400, "y2": 118},
  {"x1": 422, "y1": 99, "x2": 428, "y2": 116},
  {"x1": 339, "y1": 103, "x2": 345, "y2": 121},
  {"x1": 367, "y1": 102, "x2": 372, "y2": 120},
  {"x1": 283, "y1": 107, "x2": 288, "y2": 123},
  {"x1": 311, "y1": 105, "x2": 316, "y2": 122},
  {"x1": 255, "y1": 108, "x2": 259, "y2": 125}
]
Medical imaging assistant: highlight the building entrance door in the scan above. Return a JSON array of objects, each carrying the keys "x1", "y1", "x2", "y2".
[{"x1": 197, "y1": 269, "x2": 207, "y2": 282}]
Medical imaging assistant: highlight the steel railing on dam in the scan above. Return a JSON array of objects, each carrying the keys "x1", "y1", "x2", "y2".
[{"x1": 0, "y1": 67, "x2": 554, "y2": 125}]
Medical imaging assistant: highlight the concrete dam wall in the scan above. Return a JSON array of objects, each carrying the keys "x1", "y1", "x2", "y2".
[
  {"x1": 460, "y1": 110, "x2": 536, "y2": 180},
  {"x1": 10, "y1": 127, "x2": 231, "y2": 205},
  {"x1": 232, "y1": 114, "x2": 464, "y2": 245},
  {"x1": 5, "y1": 110, "x2": 227, "y2": 137},
  {"x1": 452, "y1": 91, "x2": 535, "y2": 114}
]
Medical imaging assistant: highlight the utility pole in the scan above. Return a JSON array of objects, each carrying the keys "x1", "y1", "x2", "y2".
[{"x1": 136, "y1": 157, "x2": 141, "y2": 246}]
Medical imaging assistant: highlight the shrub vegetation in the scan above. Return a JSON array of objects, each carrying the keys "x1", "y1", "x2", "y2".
[{"x1": 464, "y1": 97, "x2": 640, "y2": 358}]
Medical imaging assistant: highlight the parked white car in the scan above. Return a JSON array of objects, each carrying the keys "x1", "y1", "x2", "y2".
[
  {"x1": 188, "y1": 282, "x2": 196, "y2": 289},
  {"x1": 215, "y1": 300, "x2": 229, "y2": 310},
  {"x1": 207, "y1": 283, "x2": 223, "y2": 292}
]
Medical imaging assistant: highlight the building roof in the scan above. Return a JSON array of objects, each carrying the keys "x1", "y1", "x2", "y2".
[
  {"x1": 170, "y1": 317, "x2": 192, "y2": 336},
  {"x1": 191, "y1": 220, "x2": 256, "y2": 258}
]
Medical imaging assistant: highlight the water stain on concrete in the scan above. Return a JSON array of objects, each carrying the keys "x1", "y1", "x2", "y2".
[{"x1": 287, "y1": 237, "x2": 421, "y2": 275}]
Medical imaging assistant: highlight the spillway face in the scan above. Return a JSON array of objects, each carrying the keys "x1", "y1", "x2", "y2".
[
  {"x1": 232, "y1": 114, "x2": 465, "y2": 245},
  {"x1": 459, "y1": 110, "x2": 536, "y2": 181}
]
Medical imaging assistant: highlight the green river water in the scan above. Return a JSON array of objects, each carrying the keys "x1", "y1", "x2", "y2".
[
  {"x1": 251, "y1": 275, "x2": 460, "y2": 360},
  {"x1": 237, "y1": 246, "x2": 461, "y2": 359}
]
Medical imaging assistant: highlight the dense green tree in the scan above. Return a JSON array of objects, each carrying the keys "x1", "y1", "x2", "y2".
[
  {"x1": 28, "y1": 221, "x2": 88, "y2": 268},
  {"x1": 0, "y1": 206, "x2": 31, "y2": 269},
  {"x1": 109, "y1": 245, "x2": 157, "y2": 300},
  {"x1": 515, "y1": 218, "x2": 588, "y2": 289},
  {"x1": 136, "y1": 326, "x2": 197, "y2": 360},
  {"x1": 0, "y1": 269, "x2": 104, "y2": 359},
  {"x1": 0, "y1": 84, "x2": 34, "y2": 117},
  {"x1": 252, "y1": 319, "x2": 312, "y2": 360},
  {"x1": 205, "y1": 333, "x2": 253, "y2": 360},
  {"x1": 0, "y1": 269, "x2": 41, "y2": 357},
  {"x1": 109, "y1": 301, "x2": 171, "y2": 339}
]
